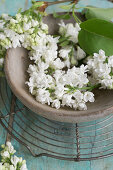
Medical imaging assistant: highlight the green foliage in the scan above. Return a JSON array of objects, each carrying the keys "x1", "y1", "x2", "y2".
[
  {"x1": 59, "y1": 36, "x2": 69, "y2": 43},
  {"x1": 0, "y1": 71, "x2": 5, "y2": 77},
  {"x1": 69, "y1": 46, "x2": 77, "y2": 65},
  {"x1": 17, "y1": 8, "x2": 22, "y2": 14},
  {"x1": 78, "y1": 18, "x2": 113, "y2": 56},
  {"x1": 53, "y1": 12, "x2": 71, "y2": 20},
  {"x1": 58, "y1": 36, "x2": 71, "y2": 47},
  {"x1": 31, "y1": 1, "x2": 44, "y2": 10},
  {"x1": 46, "y1": 88, "x2": 55, "y2": 94},
  {"x1": 21, "y1": 1, "x2": 46, "y2": 21},
  {"x1": 83, "y1": 6, "x2": 113, "y2": 21},
  {"x1": 60, "y1": 3, "x2": 74, "y2": 10},
  {"x1": 54, "y1": 3, "x2": 81, "y2": 23},
  {"x1": 59, "y1": 40, "x2": 70, "y2": 47},
  {"x1": 47, "y1": 67, "x2": 55, "y2": 75},
  {"x1": 66, "y1": 84, "x2": 100, "y2": 93}
]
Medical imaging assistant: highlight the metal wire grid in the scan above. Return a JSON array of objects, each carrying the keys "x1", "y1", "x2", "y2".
[{"x1": 1, "y1": 78, "x2": 113, "y2": 161}]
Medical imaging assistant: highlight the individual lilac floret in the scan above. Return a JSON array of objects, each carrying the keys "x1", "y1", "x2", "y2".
[
  {"x1": 87, "y1": 49, "x2": 113, "y2": 89},
  {"x1": 26, "y1": 21, "x2": 95, "y2": 111},
  {"x1": 0, "y1": 142, "x2": 28, "y2": 170},
  {"x1": 59, "y1": 20, "x2": 81, "y2": 43}
]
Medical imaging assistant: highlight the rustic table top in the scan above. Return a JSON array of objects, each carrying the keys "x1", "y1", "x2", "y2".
[{"x1": 1, "y1": 0, "x2": 113, "y2": 170}]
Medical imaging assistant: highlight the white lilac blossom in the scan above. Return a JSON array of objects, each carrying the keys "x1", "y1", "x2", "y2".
[
  {"x1": 0, "y1": 142, "x2": 28, "y2": 170},
  {"x1": 0, "y1": 7, "x2": 102, "y2": 111},
  {"x1": 0, "y1": 11, "x2": 48, "y2": 68},
  {"x1": 2, "y1": 14, "x2": 11, "y2": 21},
  {"x1": 59, "y1": 20, "x2": 81, "y2": 43},
  {"x1": 87, "y1": 49, "x2": 113, "y2": 89},
  {"x1": 58, "y1": 21, "x2": 86, "y2": 66},
  {"x1": 26, "y1": 20, "x2": 95, "y2": 111},
  {"x1": 27, "y1": 54, "x2": 95, "y2": 110},
  {"x1": 76, "y1": 46, "x2": 86, "y2": 60}
]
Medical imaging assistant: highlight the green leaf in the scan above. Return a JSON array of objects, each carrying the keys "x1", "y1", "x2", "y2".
[
  {"x1": 0, "y1": 30, "x2": 4, "y2": 33},
  {"x1": 78, "y1": 18, "x2": 113, "y2": 56},
  {"x1": 53, "y1": 12, "x2": 71, "y2": 20},
  {"x1": 0, "y1": 71, "x2": 4, "y2": 77},
  {"x1": 46, "y1": 88, "x2": 55, "y2": 93},
  {"x1": 66, "y1": 84, "x2": 100, "y2": 93},
  {"x1": 60, "y1": 40, "x2": 70, "y2": 47},
  {"x1": 32, "y1": 0, "x2": 36, "y2": 4},
  {"x1": 60, "y1": 3, "x2": 74, "y2": 10},
  {"x1": 47, "y1": 67, "x2": 55, "y2": 75},
  {"x1": 110, "y1": 71, "x2": 113, "y2": 76},
  {"x1": 31, "y1": 1, "x2": 44, "y2": 10},
  {"x1": 17, "y1": 8, "x2": 22, "y2": 14},
  {"x1": 4, "y1": 20, "x2": 10, "y2": 27},
  {"x1": 83, "y1": 6, "x2": 113, "y2": 21},
  {"x1": 53, "y1": 35, "x2": 59, "y2": 38},
  {"x1": 58, "y1": 36, "x2": 70, "y2": 43},
  {"x1": 72, "y1": 5, "x2": 81, "y2": 24}
]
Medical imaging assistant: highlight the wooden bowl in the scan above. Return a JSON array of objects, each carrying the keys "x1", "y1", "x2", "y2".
[{"x1": 4, "y1": 13, "x2": 113, "y2": 123}]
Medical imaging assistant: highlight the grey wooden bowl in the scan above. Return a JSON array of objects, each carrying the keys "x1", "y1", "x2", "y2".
[{"x1": 4, "y1": 13, "x2": 113, "y2": 123}]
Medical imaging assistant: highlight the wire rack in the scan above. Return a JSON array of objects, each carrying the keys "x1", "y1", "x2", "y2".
[{"x1": 1, "y1": 78, "x2": 113, "y2": 161}]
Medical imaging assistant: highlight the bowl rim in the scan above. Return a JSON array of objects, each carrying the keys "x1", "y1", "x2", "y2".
[
  {"x1": 4, "y1": 12, "x2": 113, "y2": 123},
  {"x1": 5, "y1": 47, "x2": 113, "y2": 123}
]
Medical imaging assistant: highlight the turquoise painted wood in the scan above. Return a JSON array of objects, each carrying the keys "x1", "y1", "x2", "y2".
[{"x1": 1, "y1": 0, "x2": 113, "y2": 170}]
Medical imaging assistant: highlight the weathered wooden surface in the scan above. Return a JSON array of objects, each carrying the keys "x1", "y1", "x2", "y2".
[{"x1": 1, "y1": 0, "x2": 113, "y2": 170}]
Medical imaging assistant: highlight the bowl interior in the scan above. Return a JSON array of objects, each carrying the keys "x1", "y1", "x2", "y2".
[{"x1": 4, "y1": 13, "x2": 113, "y2": 123}]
